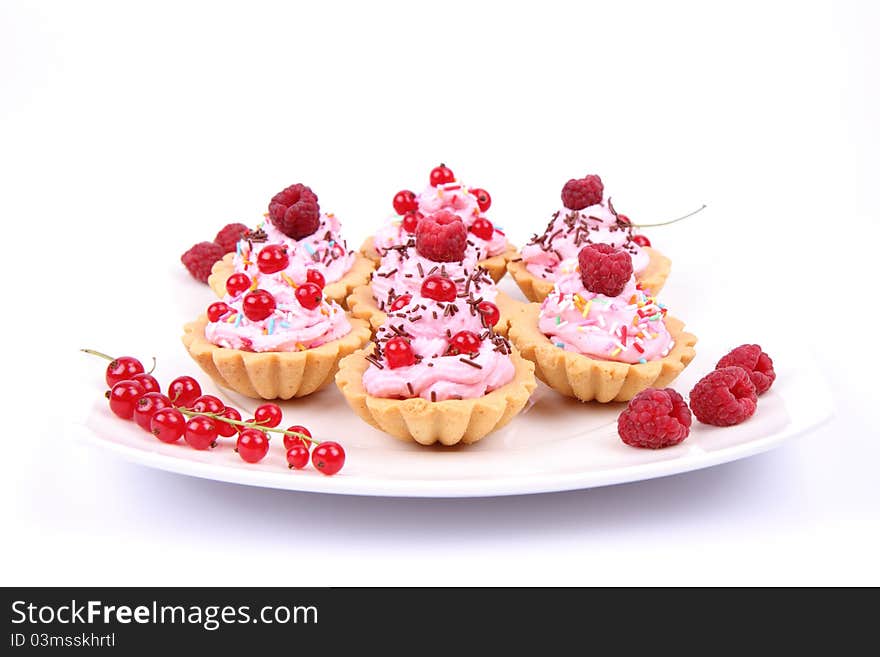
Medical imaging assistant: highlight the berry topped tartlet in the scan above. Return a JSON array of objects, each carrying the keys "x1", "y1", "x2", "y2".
[
  {"x1": 335, "y1": 269, "x2": 536, "y2": 446},
  {"x1": 209, "y1": 184, "x2": 375, "y2": 308},
  {"x1": 508, "y1": 175, "x2": 671, "y2": 302},
  {"x1": 184, "y1": 237, "x2": 371, "y2": 399},
  {"x1": 347, "y1": 211, "x2": 513, "y2": 332},
  {"x1": 361, "y1": 164, "x2": 516, "y2": 282},
  {"x1": 507, "y1": 244, "x2": 695, "y2": 403}
]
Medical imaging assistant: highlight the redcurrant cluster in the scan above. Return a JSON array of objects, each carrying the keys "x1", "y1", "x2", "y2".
[{"x1": 85, "y1": 350, "x2": 345, "y2": 475}]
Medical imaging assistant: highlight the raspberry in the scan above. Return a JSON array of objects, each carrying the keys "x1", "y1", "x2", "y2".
[
  {"x1": 181, "y1": 241, "x2": 225, "y2": 283},
  {"x1": 577, "y1": 243, "x2": 633, "y2": 297},
  {"x1": 689, "y1": 366, "x2": 758, "y2": 427},
  {"x1": 561, "y1": 175, "x2": 603, "y2": 211},
  {"x1": 716, "y1": 344, "x2": 776, "y2": 395},
  {"x1": 415, "y1": 210, "x2": 467, "y2": 262},
  {"x1": 618, "y1": 388, "x2": 692, "y2": 449},
  {"x1": 213, "y1": 222, "x2": 249, "y2": 253},
  {"x1": 268, "y1": 184, "x2": 320, "y2": 240}
]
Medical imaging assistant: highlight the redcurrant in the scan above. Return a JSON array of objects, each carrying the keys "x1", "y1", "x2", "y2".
[
  {"x1": 312, "y1": 441, "x2": 345, "y2": 476},
  {"x1": 389, "y1": 294, "x2": 412, "y2": 311},
  {"x1": 283, "y1": 425, "x2": 312, "y2": 451},
  {"x1": 384, "y1": 336, "x2": 416, "y2": 369},
  {"x1": 306, "y1": 269, "x2": 326, "y2": 289},
  {"x1": 107, "y1": 380, "x2": 146, "y2": 420},
  {"x1": 150, "y1": 407, "x2": 186, "y2": 443},
  {"x1": 216, "y1": 406, "x2": 241, "y2": 438},
  {"x1": 447, "y1": 330, "x2": 481, "y2": 356},
  {"x1": 469, "y1": 217, "x2": 494, "y2": 241},
  {"x1": 254, "y1": 403, "x2": 283, "y2": 428},
  {"x1": 632, "y1": 234, "x2": 651, "y2": 247},
  {"x1": 295, "y1": 282, "x2": 322, "y2": 310},
  {"x1": 477, "y1": 301, "x2": 500, "y2": 327},
  {"x1": 401, "y1": 211, "x2": 422, "y2": 234},
  {"x1": 286, "y1": 444, "x2": 310, "y2": 470},
  {"x1": 237, "y1": 429, "x2": 269, "y2": 463},
  {"x1": 226, "y1": 272, "x2": 251, "y2": 296},
  {"x1": 192, "y1": 394, "x2": 225, "y2": 415},
  {"x1": 257, "y1": 244, "x2": 290, "y2": 274},
  {"x1": 618, "y1": 214, "x2": 631, "y2": 225},
  {"x1": 131, "y1": 372, "x2": 160, "y2": 394},
  {"x1": 184, "y1": 416, "x2": 218, "y2": 450},
  {"x1": 420, "y1": 275, "x2": 457, "y2": 302},
  {"x1": 207, "y1": 301, "x2": 230, "y2": 323},
  {"x1": 469, "y1": 188, "x2": 492, "y2": 212},
  {"x1": 105, "y1": 356, "x2": 145, "y2": 388},
  {"x1": 392, "y1": 190, "x2": 418, "y2": 215},
  {"x1": 134, "y1": 392, "x2": 173, "y2": 431},
  {"x1": 429, "y1": 164, "x2": 455, "y2": 187},
  {"x1": 168, "y1": 375, "x2": 202, "y2": 408},
  {"x1": 242, "y1": 289, "x2": 276, "y2": 321}
]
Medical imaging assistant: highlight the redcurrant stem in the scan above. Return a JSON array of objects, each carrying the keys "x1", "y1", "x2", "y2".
[
  {"x1": 81, "y1": 348, "x2": 156, "y2": 372},
  {"x1": 80, "y1": 348, "x2": 115, "y2": 361},
  {"x1": 627, "y1": 204, "x2": 707, "y2": 228},
  {"x1": 177, "y1": 408, "x2": 319, "y2": 446}
]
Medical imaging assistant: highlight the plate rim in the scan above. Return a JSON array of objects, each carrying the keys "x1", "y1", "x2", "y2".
[{"x1": 67, "y1": 395, "x2": 833, "y2": 498}]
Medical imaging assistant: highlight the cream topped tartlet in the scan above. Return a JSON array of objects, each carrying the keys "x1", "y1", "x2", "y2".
[
  {"x1": 338, "y1": 209, "x2": 535, "y2": 446},
  {"x1": 209, "y1": 183, "x2": 374, "y2": 308},
  {"x1": 508, "y1": 244, "x2": 695, "y2": 403},
  {"x1": 185, "y1": 225, "x2": 371, "y2": 399},
  {"x1": 508, "y1": 174, "x2": 671, "y2": 301}
]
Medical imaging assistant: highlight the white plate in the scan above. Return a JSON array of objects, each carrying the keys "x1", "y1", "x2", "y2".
[{"x1": 67, "y1": 278, "x2": 833, "y2": 498}]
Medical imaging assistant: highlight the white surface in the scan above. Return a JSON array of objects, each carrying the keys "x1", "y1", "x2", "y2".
[
  {"x1": 71, "y1": 274, "x2": 832, "y2": 497},
  {"x1": 2, "y1": 0, "x2": 878, "y2": 585}
]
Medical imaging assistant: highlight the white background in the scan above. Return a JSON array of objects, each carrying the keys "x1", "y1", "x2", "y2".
[{"x1": 2, "y1": 0, "x2": 878, "y2": 585}]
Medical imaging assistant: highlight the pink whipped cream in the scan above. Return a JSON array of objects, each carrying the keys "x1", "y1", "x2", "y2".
[
  {"x1": 373, "y1": 182, "x2": 508, "y2": 260},
  {"x1": 538, "y1": 267, "x2": 673, "y2": 364},
  {"x1": 521, "y1": 203, "x2": 649, "y2": 280},
  {"x1": 370, "y1": 237, "x2": 498, "y2": 311},
  {"x1": 205, "y1": 264, "x2": 351, "y2": 353},
  {"x1": 362, "y1": 291, "x2": 515, "y2": 401},
  {"x1": 234, "y1": 213, "x2": 356, "y2": 285}
]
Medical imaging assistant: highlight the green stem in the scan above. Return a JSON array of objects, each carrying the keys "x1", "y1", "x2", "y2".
[
  {"x1": 178, "y1": 408, "x2": 319, "y2": 446},
  {"x1": 81, "y1": 348, "x2": 115, "y2": 361},
  {"x1": 628, "y1": 204, "x2": 707, "y2": 228},
  {"x1": 83, "y1": 348, "x2": 156, "y2": 373}
]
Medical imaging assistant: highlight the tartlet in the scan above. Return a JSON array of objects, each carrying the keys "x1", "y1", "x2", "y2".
[
  {"x1": 509, "y1": 174, "x2": 671, "y2": 301},
  {"x1": 336, "y1": 222, "x2": 536, "y2": 446},
  {"x1": 507, "y1": 246, "x2": 696, "y2": 403},
  {"x1": 183, "y1": 315, "x2": 371, "y2": 400},
  {"x1": 207, "y1": 183, "x2": 374, "y2": 309},
  {"x1": 507, "y1": 304, "x2": 696, "y2": 402},
  {"x1": 335, "y1": 343, "x2": 535, "y2": 446}
]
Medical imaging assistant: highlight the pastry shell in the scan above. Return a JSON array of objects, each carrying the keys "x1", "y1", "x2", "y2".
[
  {"x1": 360, "y1": 236, "x2": 516, "y2": 284},
  {"x1": 182, "y1": 315, "x2": 372, "y2": 400},
  {"x1": 334, "y1": 345, "x2": 537, "y2": 446},
  {"x1": 207, "y1": 251, "x2": 376, "y2": 310},
  {"x1": 507, "y1": 303, "x2": 697, "y2": 403},
  {"x1": 507, "y1": 246, "x2": 672, "y2": 303}
]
